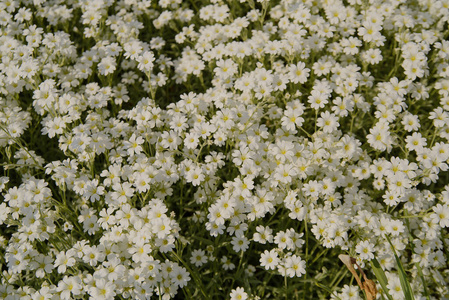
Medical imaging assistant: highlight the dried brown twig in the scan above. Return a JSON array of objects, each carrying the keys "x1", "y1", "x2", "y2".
[{"x1": 339, "y1": 254, "x2": 377, "y2": 300}]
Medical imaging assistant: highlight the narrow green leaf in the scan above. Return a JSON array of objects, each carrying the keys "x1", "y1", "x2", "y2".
[
  {"x1": 403, "y1": 212, "x2": 429, "y2": 300},
  {"x1": 415, "y1": 262, "x2": 430, "y2": 300},
  {"x1": 369, "y1": 258, "x2": 393, "y2": 300},
  {"x1": 315, "y1": 283, "x2": 341, "y2": 300},
  {"x1": 386, "y1": 236, "x2": 415, "y2": 300},
  {"x1": 191, "y1": 235, "x2": 214, "y2": 245}
]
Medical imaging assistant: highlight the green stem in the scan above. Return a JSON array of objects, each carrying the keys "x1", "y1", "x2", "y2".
[
  {"x1": 303, "y1": 218, "x2": 309, "y2": 300},
  {"x1": 171, "y1": 250, "x2": 208, "y2": 299},
  {"x1": 429, "y1": 127, "x2": 438, "y2": 148}
]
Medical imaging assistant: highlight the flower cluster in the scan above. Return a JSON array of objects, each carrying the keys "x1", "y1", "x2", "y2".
[{"x1": 1, "y1": 0, "x2": 449, "y2": 299}]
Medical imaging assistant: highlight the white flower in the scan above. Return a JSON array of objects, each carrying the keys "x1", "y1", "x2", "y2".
[
  {"x1": 231, "y1": 235, "x2": 249, "y2": 252},
  {"x1": 253, "y1": 225, "x2": 273, "y2": 244},
  {"x1": 137, "y1": 51, "x2": 155, "y2": 72},
  {"x1": 355, "y1": 240, "x2": 375, "y2": 261},
  {"x1": 287, "y1": 200, "x2": 305, "y2": 221},
  {"x1": 358, "y1": 21, "x2": 382, "y2": 42},
  {"x1": 431, "y1": 204, "x2": 449, "y2": 228},
  {"x1": 170, "y1": 265, "x2": 190, "y2": 288},
  {"x1": 54, "y1": 250, "x2": 76, "y2": 274},
  {"x1": 88, "y1": 279, "x2": 116, "y2": 299},
  {"x1": 362, "y1": 48, "x2": 383, "y2": 64},
  {"x1": 124, "y1": 134, "x2": 145, "y2": 156},
  {"x1": 32, "y1": 286, "x2": 54, "y2": 300},
  {"x1": 160, "y1": 130, "x2": 182, "y2": 150},
  {"x1": 429, "y1": 107, "x2": 449, "y2": 128},
  {"x1": 405, "y1": 132, "x2": 427, "y2": 152},
  {"x1": 308, "y1": 89, "x2": 329, "y2": 110},
  {"x1": 386, "y1": 276, "x2": 404, "y2": 300},
  {"x1": 134, "y1": 173, "x2": 150, "y2": 193},
  {"x1": 367, "y1": 122, "x2": 392, "y2": 152},
  {"x1": 190, "y1": 249, "x2": 208, "y2": 267},
  {"x1": 221, "y1": 256, "x2": 235, "y2": 270},
  {"x1": 153, "y1": 216, "x2": 172, "y2": 239},
  {"x1": 283, "y1": 255, "x2": 306, "y2": 277},
  {"x1": 186, "y1": 167, "x2": 205, "y2": 186},
  {"x1": 341, "y1": 37, "x2": 362, "y2": 55},
  {"x1": 0, "y1": 203, "x2": 10, "y2": 225},
  {"x1": 260, "y1": 249, "x2": 279, "y2": 270},
  {"x1": 274, "y1": 230, "x2": 293, "y2": 250},
  {"x1": 288, "y1": 61, "x2": 310, "y2": 84},
  {"x1": 402, "y1": 113, "x2": 420, "y2": 131},
  {"x1": 214, "y1": 59, "x2": 237, "y2": 79},
  {"x1": 56, "y1": 276, "x2": 82, "y2": 300},
  {"x1": 98, "y1": 56, "x2": 116, "y2": 76},
  {"x1": 34, "y1": 254, "x2": 54, "y2": 278},
  {"x1": 123, "y1": 40, "x2": 143, "y2": 59},
  {"x1": 274, "y1": 164, "x2": 297, "y2": 185},
  {"x1": 281, "y1": 107, "x2": 304, "y2": 132},
  {"x1": 230, "y1": 287, "x2": 248, "y2": 300},
  {"x1": 316, "y1": 111, "x2": 339, "y2": 133},
  {"x1": 386, "y1": 219, "x2": 406, "y2": 236}
]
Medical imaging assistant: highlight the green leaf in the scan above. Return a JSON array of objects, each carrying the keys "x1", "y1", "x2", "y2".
[
  {"x1": 315, "y1": 282, "x2": 341, "y2": 299},
  {"x1": 386, "y1": 236, "x2": 415, "y2": 300},
  {"x1": 415, "y1": 262, "x2": 430, "y2": 300},
  {"x1": 191, "y1": 235, "x2": 214, "y2": 245},
  {"x1": 369, "y1": 258, "x2": 393, "y2": 300}
]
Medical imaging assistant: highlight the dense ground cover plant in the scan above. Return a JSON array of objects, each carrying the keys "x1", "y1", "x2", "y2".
[{"x1": 1, "y1": 0, "x2": 449, "y2": 298}]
